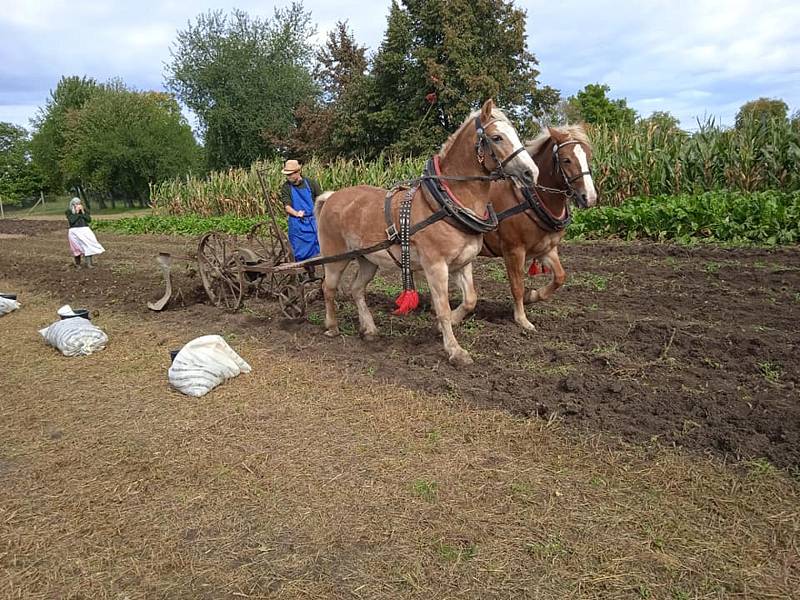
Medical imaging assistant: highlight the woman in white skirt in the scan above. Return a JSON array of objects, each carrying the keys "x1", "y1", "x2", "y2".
[{"x1": 66, "y1": 197, "x2": 105, "y2": 268}]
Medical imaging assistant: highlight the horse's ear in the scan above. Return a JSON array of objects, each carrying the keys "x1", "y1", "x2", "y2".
[
  {"x1": 548, "y1": 126, "x2": 566, "y2": 142},
  {"x1": 480, "y1": 99, "x2": 495, "y2": 124}
]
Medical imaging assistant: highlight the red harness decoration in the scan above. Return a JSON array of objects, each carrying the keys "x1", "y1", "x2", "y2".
[
  {"x1": 528, "y1": 260, "x2": 550, "y2": 276},
  {"x1": 393, "y1": 289, "x2": 420, "y2": 315}
]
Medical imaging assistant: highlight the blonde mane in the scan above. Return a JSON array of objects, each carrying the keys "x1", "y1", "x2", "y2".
[
  {"x1": 525, "y1": 124, "x2": 591, "y2": 155},
  {"x1": 438, "y1": 107, "x2": 513, "y2": 157}
]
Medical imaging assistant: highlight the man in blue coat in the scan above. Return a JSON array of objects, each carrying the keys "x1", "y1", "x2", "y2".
[{"x1": 280, "y1": 159, "x2": 321, "y2": 280}]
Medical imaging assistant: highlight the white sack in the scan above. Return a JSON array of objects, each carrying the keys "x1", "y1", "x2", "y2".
[
  {"x1": 39, "y1": 317, "x2": 108, "y2": 357},
  {"x1": 0, "y1": 297, "x2": 20, "y2": 316},
  {"x1": 168, "y1": 335, "x2": 251, "y2": 397}
]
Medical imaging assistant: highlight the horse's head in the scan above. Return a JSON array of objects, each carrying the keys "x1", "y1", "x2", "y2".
[
  {"x1": 545, "y1": 126, "x2": 597, "y2": 208},
  {"x1": 476, "y1": 99, "x2": 539, "y2": 188}
]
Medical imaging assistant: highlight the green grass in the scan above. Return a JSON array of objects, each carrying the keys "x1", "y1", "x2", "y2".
[
  {"x1": 411, "y1": 479, "x2": 438, "y2": 503},
  {"x1": 94, "y1": 214, "x2": 269, "y2": 235}
]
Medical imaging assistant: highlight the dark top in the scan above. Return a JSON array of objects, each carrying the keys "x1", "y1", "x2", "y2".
[
  {"x1": 280, "y1": 178, "x2": 321, "y2": 209},
  {"x1": 66, "y1": 209, "x2": 92, "y2": 228}
]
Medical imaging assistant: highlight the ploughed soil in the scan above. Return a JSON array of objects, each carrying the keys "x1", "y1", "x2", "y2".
[{"x1": 2, "y1": 218, "x2": 799, "y2": 469}]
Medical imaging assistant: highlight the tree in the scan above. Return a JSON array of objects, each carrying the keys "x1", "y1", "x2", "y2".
[
  {"x1": 165, "y1": 5, "x2": 317, "y2": 169},
  {"x1": 315, "y1": 20, "x2": 368, "y2": 104},
  {"x1": 0, "y1": 122, "x2": 43, "y2": 206},
  {"x1": 273, "y1": 21, "x2": 368, "y2": 159},
  {"x1": 567, "y1": 83, "x2": 636, "y2": 127},
  {"x1": 328, "y1": 0, "x2": 559, "y2": 157},
  {"x1": 29, "y1": 76, "x2": 101, "y2": 193},
  {"x1": 735, "y1": 97, "x2": 789, "y2": 128},
  {"x1": 60, "y1": 84, "x2": 199, "y2": 206},
  {"x1": 640, "y1": 110, "x2": 682, "y2": 131}
]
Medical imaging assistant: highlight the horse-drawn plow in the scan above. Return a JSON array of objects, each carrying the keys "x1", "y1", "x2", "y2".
[{"x1": 148, "y1": 174, "x2": 319, "y2": 318}]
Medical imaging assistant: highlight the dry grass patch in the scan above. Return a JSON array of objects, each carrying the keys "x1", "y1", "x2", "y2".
[{"x1": 0, "y1": 282, "x2": 798, "y2": 599}]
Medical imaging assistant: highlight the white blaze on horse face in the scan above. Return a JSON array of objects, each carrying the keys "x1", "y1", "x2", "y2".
[
  {"x1": 573, "y1": 145, "x2": 597, "y2": 206},
  {"x1": 493, "y1": 120, "x2": 539, "y2": 185}
]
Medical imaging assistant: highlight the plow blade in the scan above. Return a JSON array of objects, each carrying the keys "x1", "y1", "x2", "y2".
[{"x1": 148, "y1": 253, "x2": 176, "y2": 311}]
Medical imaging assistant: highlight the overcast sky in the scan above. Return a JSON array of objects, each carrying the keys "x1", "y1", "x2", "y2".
[{"x1": 2, "y1": 0, "x2": 798, "y2": 132}]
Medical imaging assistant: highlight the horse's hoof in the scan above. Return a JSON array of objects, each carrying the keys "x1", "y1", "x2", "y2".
[
  {"x1": 361, "y1": 331, "x2": 379, "y2": 342},
  {"x1": 524, "y1": 291, "x2": 539, "y2": 305},
  {"x1": 324, "y1": 328, "x2": 339, "y2": 338},
  {"x1": 449, "y1": 351, "x2": 474, "y2": 368},
  {"x1": 516, "y1": 320, "x2": 536, "y2": 332}
]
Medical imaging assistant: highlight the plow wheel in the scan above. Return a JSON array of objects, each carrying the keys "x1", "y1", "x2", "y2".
[
  {"x1": 278, "y1": 278, "x2": 307, "y2": 319},
  {"x1": 198, "y1": 232, "x2": 245, "y2": 310},
  {"x1": 247, "y1": 221, "x2": 296, "y2": 299}
]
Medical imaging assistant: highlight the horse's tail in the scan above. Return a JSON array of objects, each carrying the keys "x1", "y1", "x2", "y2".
[{"x1": 314, "y1": 191, "x2": 335, "y2": 220}]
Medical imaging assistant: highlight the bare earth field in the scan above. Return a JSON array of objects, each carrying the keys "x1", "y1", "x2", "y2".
[{"x1": 1, "y1": 219, "x2": 799, "y2": 599}]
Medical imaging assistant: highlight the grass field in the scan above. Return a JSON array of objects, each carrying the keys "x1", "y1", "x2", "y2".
[{"x1": 1, "y1": 223, "x2": 798, "y2": 598}]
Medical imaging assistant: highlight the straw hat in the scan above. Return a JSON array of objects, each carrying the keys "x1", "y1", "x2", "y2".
[{"x1": 282, "y1": 159, "x2": 301, "y2": 175}]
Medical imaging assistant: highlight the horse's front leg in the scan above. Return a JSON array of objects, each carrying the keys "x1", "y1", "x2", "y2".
[
  {"x1": 451, "y1": 262, "x2": 477, "y2": 326},
  {"x1": 526, "y1": 248, "x2": 566, "y2": 303},
  {"x1": 502, "y1": 246, "x2": 535, "y2": 331},
  {"x1": 424, "y1": 261, "x2": 473, "y2": 367}
]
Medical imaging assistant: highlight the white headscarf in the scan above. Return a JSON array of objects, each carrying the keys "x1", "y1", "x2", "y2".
[{"x1": 69, "y1": 197, "x2": 81, "y2": 214}]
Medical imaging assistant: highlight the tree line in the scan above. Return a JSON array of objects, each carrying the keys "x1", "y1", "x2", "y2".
[{"x1": 2, "y1": 0, "x2": 798, "y2": 208}]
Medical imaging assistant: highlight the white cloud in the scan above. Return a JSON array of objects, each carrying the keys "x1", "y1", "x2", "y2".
[{"x1": 1, "y1": 0, "x2": 798, "y2": 131}]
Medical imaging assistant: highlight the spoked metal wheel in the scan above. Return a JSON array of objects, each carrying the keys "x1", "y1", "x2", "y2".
[
  {"x1": 197, "y1": 231, "x2": 245, "y2": 310},
  {"x1": 278, "y1": 277, "x2": 307, "y2": 319},
  {"x1": 246, "y1": 221, "x2": 296, "y2": 299}
]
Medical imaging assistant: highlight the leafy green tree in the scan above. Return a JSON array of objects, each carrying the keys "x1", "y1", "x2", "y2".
[
  {"x1": 0, "y1": 122, "x2": 43, "y2": 206},
  {"x1": 329, "y1": 0, "x2": 558, "y2": 157},
  {"x1": 29, "y1": 76, "x2": 101, "y2": 192},
  {"x1": 735, "y1": 97, "x2": 789, "y2": 128},
  {"x1": 165, "y1": 5, "x2": 317, "y2": 169},
  {"x1": 568, "y1": 83, "x2": 636, "y2": 127},
  {"x1": 61, "y1": 85, "x2": 199, "y2": 206},
  {"x1": 640, "y1": 110, "x2": 682, "y2": 132},
  {"x1": 274, "y1": 21, "x2": 368, "y2": 159}
]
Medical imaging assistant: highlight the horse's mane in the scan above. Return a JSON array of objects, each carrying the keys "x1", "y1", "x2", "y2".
[
  {"x1": 438, "y1": 107, "x2": 513, "y2": 157},
  {"x1": 525, "y1": 124, "x2": 591, "y2": 155}
]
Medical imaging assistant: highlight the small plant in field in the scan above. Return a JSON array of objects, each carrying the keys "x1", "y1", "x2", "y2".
[
  {"x1": 704, "y1": 261, "x2": 721, "y2": 273},
  {"x1": 485, "y1": 262, "x2": 507, "y2": 282},
  {"x1": 758, "y1": 361, "x2": 782, "y2": 384},
  {"x1": 306, "y1": 311, "x2": 324, "y2": 326},
  {"x1": 672, "y1": 590, "x2": 690, "y2": 600},
  {"x1": 747, "y1": 457, "x2": 778, "y2": 477},
  {"x1": 370, "y1": 276, "x2": 402, "y2": 298},
  {"x1": 524, "y1": 537, "x2": 570, "y2": 561},
  {"x1": 426, "y1": 430, "x2": 442, "y2": 444},
  {"x1": 411, "y1": 479, "x2": 438, "y2": 503},
  {"x1": 435, "y1": 540, "x2": 476, "y2": 562},
  {"x1": 592, "y1": 342, "x2": 619, "y2": 357},
  {"x1": 570, "y1": 273, "x2": 608, "y2": 291},
  {"x1": 637, "y1": 584, "x2": 652, "y2": 599},
  {"x1": 794, "y1": 292, "x2": 800, "y2": 303}
]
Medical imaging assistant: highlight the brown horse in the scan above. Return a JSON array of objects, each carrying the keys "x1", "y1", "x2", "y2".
[
  {"x1": 480, "y1": 125, "x2": 597, "y2": 331},
  {"x1": 315, "y1": 99, "x2": 539, "y2": 366}
]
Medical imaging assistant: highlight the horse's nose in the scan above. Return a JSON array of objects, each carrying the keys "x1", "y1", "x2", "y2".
[{"x1": 521, "y1": 169, "x2": 536, "y2": 187}]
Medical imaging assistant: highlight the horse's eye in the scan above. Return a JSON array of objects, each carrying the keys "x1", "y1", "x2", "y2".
[
  {"x1": 563, "y1": 158, "x2": 571, "y2": 164},
  {"x1": 491, "y1": 135, "x2": 503, "y2": 142}
]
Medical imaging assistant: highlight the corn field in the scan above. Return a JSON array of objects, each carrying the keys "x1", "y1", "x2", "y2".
[
  {"x1": 150, "y1": 154, "x2": 427, "y2": 217},
  {"x1": 151, "y1": 116, "x2": 800, "y2": 215}
]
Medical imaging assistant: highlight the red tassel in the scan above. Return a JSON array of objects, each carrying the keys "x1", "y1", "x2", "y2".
[
  {"x1": 528, "y1": 260, "x2": 550, "y2": 276},
  {"x1": 393, "y1": 290, "x2": 420, "y2": 315}
]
